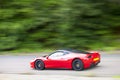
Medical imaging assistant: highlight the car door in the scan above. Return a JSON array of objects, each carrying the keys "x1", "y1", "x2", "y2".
[{"x1": 45, "y1": 51, "x2": 68, "y2": 68}]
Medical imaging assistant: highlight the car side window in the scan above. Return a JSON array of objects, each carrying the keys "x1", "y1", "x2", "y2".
[{"x1": 49, "y1": 52, "x2": 64, "y2": 58}]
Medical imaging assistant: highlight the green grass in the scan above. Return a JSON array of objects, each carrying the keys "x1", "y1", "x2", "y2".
[
  {"x1": 11, "y1": 48, "x2": 54, "y2": 53},
  {"x1": 0, "y1": 48, "x2": 54, "y2": 55},
  {"x1": 113, "y1": 75, "x2": 120, "y2": 78},
  {"x1": 0, "y1": 43, "x2": 119, "y2": 55},
  {"x1": 88, "y1": 41, "x2": 120, "y2": 51}
]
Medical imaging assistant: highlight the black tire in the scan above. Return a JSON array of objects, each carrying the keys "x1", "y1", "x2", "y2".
[
  {"x1": 72, "y1": 59, "x2": 83, "y2": 71},
  {"x1": 35, "y1": 60, "x2": 45, "y2": 70}
]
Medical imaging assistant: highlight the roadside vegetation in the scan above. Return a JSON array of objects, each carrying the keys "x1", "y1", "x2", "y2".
[{"x1": 0, "y1": 0, "x2": 120, "y2": 54}]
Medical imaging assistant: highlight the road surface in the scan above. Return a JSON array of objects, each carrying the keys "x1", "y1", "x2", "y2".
[{"x1": 0, "y1": 53, "x2": 120, "y2": 80}]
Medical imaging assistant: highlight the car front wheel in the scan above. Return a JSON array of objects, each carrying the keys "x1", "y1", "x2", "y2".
[
  {"x1": 72, "y1": 59, "x2": 83, "y2": 71},
  {"x1": 35, "y1": 60, "x2": 45, "y2": 70}
]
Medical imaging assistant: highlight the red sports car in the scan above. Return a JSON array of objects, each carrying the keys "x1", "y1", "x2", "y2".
[{"x1": 30, "y1": 49, "x2": 100, "y2": 71}]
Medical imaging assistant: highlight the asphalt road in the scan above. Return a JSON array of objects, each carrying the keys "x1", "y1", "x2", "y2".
[{"x1": 0, "y1": 53, "x2": 120, "y2": 77}]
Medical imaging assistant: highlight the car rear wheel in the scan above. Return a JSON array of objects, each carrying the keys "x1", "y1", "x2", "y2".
[
  {"x1": 35, "y1": 60, "x2": 45, "y2": 70},
  {"x1": 72, "y1": 59, "x2": 83, "y2": 71}
]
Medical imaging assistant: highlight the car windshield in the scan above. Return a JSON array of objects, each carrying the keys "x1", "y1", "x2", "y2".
[{"x1": 48, "y1": 51, "x2": 69, "y2": 58}]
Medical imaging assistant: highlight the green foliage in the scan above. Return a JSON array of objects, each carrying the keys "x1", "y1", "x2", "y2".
[{"x1": 0, "y1": 0, "x2": 120, "y2": 51}]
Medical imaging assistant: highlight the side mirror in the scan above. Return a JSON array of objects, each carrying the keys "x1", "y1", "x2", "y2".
[
  {"x1": 43, "y1": 55, "x2": 47, "y2": 57},
  {"x1": 43, "y1": 55, "x2": 49, "y2": 59},
  {"x1": 46, "y1": 56, "x2": 49, "y2": 59}
]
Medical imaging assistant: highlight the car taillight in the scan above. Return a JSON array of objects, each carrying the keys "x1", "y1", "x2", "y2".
[{"x1": 93, "y1": 57, "x2": 100, "y2": 61}]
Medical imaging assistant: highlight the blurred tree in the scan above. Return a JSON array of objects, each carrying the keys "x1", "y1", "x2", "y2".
[{"x1": 0, "y1": 0, "x2": 119, "y2": 51}]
